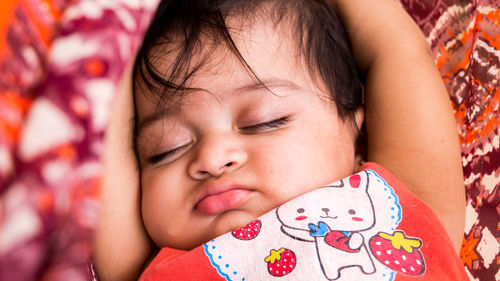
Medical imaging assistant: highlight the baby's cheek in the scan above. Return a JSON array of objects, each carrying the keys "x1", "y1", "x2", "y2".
[
  {"x1": 141, "y1": 200, "x2": 165, "y2": 245},
  {"x1": 140, "y1": 180, "x2": 176, "y2": 243}
]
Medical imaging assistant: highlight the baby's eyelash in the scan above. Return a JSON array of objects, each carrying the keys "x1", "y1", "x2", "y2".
[
  {"x1": 148, "y1": 144, "x2": 189, "y2": 164},
  {"x1": 240, "y1": 116, "x2": 290, "y2": 134},
  {"x1": 146, "y1": 117, "x2": 290, "y2": 163}
]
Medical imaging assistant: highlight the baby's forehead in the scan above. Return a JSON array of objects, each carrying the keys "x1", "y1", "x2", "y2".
[
  {"x1": 150, "y1": 17, "x2": 302, "y2": 76},
  {"x1": 135, "y1": 27, "x2": 320, "y2": 120}
]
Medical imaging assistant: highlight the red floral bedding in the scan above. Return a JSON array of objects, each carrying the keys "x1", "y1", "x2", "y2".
[{"x1": 402, "y1": 1, "x2": 500, "y2": 280}]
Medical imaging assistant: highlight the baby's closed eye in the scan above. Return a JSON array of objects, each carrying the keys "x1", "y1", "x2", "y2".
[
  {"x1": 148, "y1": 142, "x2": 193, "y2": 164},
  {"x1": 239, "y1": 116, "x2": 291, "y2": 134}
]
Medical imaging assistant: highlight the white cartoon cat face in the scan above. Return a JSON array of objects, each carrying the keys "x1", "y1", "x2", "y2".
[{"x1": 276, "y1": 173, "x2": 375, "y2": 232}]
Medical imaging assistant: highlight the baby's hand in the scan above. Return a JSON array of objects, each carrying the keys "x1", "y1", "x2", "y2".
[{"x1": 94, "y1": 63, "x2": 153, "y2": 281}]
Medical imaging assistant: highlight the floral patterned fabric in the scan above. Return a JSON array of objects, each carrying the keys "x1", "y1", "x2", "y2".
[
  {"x1": 0, "y1": 0, "x2": 158, "y2": 280},
  {"x1": 0, "y1": 0, "x2": 498, "y2": 280},
  {"x1": 401, "y1": 1, "x2": 500, "y2": 280}
]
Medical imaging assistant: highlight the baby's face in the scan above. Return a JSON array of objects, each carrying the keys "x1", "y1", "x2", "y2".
[{"x1": 135, "y1": 19, "x2": 362, "y2": 250}]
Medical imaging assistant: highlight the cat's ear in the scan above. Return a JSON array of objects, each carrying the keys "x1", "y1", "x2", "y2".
[
  {"x1": 323, "y1": 171, "x2": 369, "y2": 190},
  {"x1": 324, "y1": 179, "x2": 344, "y2": 188},
  {"x1": 346, "y1": 171, "x2": 369, "y2": 192}
]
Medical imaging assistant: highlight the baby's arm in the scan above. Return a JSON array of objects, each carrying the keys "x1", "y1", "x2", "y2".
[
  {"x1": 331, "y1": 0, "x2": 465, "y2": 252},
  {"x1": 93, "y1": 64, "x2": 154, "y2": 281}
]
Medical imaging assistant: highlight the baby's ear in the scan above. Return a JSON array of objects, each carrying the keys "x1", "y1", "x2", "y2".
[
  {"x1": 354, "y1": 107, "x2": 365, "y2": 130},
  {"x1": 354, "y1": 107, "x2": 367, "y2": 170}
]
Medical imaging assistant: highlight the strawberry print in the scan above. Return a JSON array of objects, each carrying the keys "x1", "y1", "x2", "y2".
[
  {"x1": 231, "y1": 219, "x2": 261, "y2": 240},
  {"x1": 325, "y1": 231, "x2": 361, "y2": 253},
  {"x1": 369, "y1": 231, "x2": 425, "y2": 276},
  {"x1": 265, "y1": 248, "x2": 296, "y2": 277}
]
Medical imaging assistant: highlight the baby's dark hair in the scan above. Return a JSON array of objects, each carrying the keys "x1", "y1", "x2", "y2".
[{"x1": 134, "y1": 0, "x2": 363, "y2": 123}]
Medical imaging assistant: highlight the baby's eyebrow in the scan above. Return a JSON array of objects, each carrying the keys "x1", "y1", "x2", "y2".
[
  {"x1": 235, "y1": 79, "x2": 301, "y2": 94},
  {"x1": 136, "y1": 111, "x2": 164, "y2": 137},
  {"x1": 136, "y1": 79, "x2": 302, "y2": 138},
  {"x1": 134, "y1": 103, "x2": 186, "y2": 139}
]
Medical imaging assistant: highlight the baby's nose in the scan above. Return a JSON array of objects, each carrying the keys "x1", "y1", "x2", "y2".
[
  {"x1": 188, "y1": 134, "x2": 247, "y2": 180},
  {"x1": 321, "y1": 208, "x2": 330, "y2": 213}
]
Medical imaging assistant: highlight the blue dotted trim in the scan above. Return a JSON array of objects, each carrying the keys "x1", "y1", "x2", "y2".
[
  {"x1": 381, "y1": 270, "x2": 396, "y2": 281},
  {"x1": 366, "y1": 169, "x2": 402, "y2": 226},
  {"x1": 203, "y1": 243, "x2": 233, "y2": 281}
]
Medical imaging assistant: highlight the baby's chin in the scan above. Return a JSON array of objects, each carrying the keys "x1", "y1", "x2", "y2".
[
  {"x1": 159, "y1": 210, "x2": 263, "y2": 251},
  {"x1": 211, "y1": 209, "x2": 259, "y2": 240}
]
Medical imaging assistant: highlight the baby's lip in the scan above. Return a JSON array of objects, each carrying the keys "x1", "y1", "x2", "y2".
[{"x1": 194, "y1": 179, "x2": 253, "y2": 214}]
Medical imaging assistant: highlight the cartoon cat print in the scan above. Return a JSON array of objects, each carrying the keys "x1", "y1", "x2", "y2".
[
  {"x1": 276, "y1": 172, "x2": 376, "y2": 280},
  {"x1": 204, "y1": 170, "x2": 405, "y2": 280}
]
